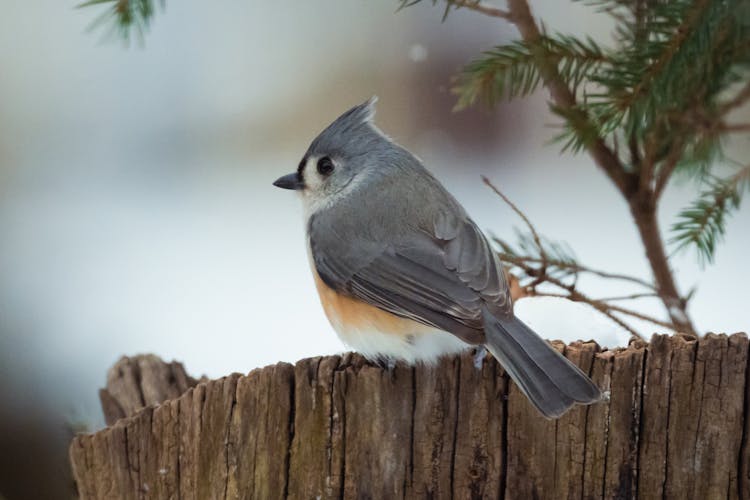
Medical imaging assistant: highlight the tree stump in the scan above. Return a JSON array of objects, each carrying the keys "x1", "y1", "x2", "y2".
[
  {"x1": 70, "y1": 333, "x2": 750, "y2": 499},
  {"x1": 99, "y1": 354, "x2": 203, "y2": 426}
]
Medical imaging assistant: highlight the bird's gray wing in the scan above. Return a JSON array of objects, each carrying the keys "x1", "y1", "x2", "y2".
[{"x1": 309, "y1": 209, "x2": 511, "y2": 345}]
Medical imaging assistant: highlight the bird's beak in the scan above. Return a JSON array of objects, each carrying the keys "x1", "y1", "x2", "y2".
[{"x1": 273, "y1": 173, "x2": 304, "y2": 190}]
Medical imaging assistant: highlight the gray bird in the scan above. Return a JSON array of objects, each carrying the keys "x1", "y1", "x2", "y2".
[{"x1": 273, "y1": 97, "x2": 601, "y2": 418}]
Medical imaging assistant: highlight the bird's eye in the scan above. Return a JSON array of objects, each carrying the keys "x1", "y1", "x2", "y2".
[{"x1": 317, "y1": 157, "x2": 335, "y2": 176}]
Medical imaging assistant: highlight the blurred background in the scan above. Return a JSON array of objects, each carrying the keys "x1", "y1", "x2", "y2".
[{"x1": 0, "y1": 1, "x2": 747, "y2": 497}]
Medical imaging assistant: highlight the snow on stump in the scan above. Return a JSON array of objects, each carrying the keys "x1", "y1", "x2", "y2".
[{"x1": 69, "y1": 333, "x2": 750, "y2": 499}]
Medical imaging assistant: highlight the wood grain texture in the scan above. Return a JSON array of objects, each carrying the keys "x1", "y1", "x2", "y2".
[
  {"x1": 99, "y1": 354, "x2": 202, "y2": 426},
  {"x1": 71, "y1": 334, "x2": 749, "y2": 499}
]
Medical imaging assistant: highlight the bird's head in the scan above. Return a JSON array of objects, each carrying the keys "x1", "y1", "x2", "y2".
[{"x1": 273, "y1": 96, "x2": 397, "y2": 214}]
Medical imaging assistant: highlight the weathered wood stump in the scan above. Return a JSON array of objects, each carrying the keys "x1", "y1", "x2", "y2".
[
  {"x1": 70, "y1": 333, "x2": 750, "y2": 499},
  {"x1": 98, "y1": 354, "x2": 203, "y2": 426}
]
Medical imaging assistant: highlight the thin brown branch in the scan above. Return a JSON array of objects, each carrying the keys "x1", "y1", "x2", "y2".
[
  {"x1": 629, "y1": 195, "x2": 696, "y2": 335},
  {"x1": 605, "y1": 303, "x2": 676, "y2": 330},
  {"x1": 506, "y1": 254, "x2": 673, "y2": 337},
  {"x1": 470, "y1": 0, "x2": 696, "y2": 336},
  {"x1": 448, "y1": 0, "x2": 510, "y2": 18},
  {"x1": 599, "y1": 292, "x2": 659, "y2": 302},
  {"x1": 504, "y1": 0, "x2": 636, "y2": 197},
  {"x1": 719, "y1": 80, "x2": 750, "y2": 115},
  {"x1": 531, "y1": 290, "x2": 643, "y2": 338},
  {"x1": 498, "y1": 253, "x2": 657, "y2": 291},
  {"x1": 601, "y1": 312, "x2": 642, "y2": 338},
  {"x1": 720, "y1": 123, "x2": 750, "y2": 132},
  {"x1": 483, "y1": 176, "x2": 546, "y2": 259},
  {"x1": 524, "y1": 270, "x2": 669, "y2": 334},
  {"x1": 505, "y1": 255, "x2": 655, "y2": 336}
]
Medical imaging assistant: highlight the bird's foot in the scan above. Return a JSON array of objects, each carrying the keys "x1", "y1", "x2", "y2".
[
  {"x1": 473, "y1": 345, "x2": 487, "y2": 370},
  {"x1": 374, "y1": 356, "x2": 397, "y2": 374}
]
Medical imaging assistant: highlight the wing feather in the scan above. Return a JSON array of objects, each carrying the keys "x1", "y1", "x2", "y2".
[{"x1": 309, "y1": 206, "x2": 511, "y2": 345}]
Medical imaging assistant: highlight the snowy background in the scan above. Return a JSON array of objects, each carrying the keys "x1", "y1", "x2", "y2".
[{"x1": 0, "y1": 1, "x2": 747, "y2": 497}]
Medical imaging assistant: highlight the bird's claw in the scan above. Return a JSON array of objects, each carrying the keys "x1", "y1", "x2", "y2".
[
  {"x1": 473, "y1": 345, "x2": 487, "y2": 370},
  {"x1": 375, "y1": 356, "x2": 397, "y2": 374}
]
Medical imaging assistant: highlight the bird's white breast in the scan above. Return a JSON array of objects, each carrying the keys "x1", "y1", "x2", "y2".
[{"x1": 306, "y1": 238, "x2": 469, "y2": 364}]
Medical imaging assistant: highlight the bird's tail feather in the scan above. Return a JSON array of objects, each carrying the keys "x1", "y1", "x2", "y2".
[{"x1": 482, "y1": 308, "x2": 601, "y2": 419}]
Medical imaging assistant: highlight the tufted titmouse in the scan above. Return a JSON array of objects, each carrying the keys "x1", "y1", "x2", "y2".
[{"x1": 273, "y1": 97, "x2": 600, "y2": 418}]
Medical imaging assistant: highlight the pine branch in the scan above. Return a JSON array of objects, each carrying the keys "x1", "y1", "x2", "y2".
[
  {"x1": 609, "y1": 0, "x2": 712, "y2": 124},
  {"x1": 78, "y1": 0, "x2": 163, "y2": 42},
  {"x1": 455, "y1": 34, "x2": 607, "y2": 109},
  {"x1": 503, "y1": 0, "x2": 636, "y2": 196},
  {"x1": 589, "y1": 0, "x2": 749, "y2": 177},
  {"x1": 670, "y1": 166, "x2": 750, "y2": 265},
  {"x1": 405, "y1": 0, "x2": 749, "y2": 335}
]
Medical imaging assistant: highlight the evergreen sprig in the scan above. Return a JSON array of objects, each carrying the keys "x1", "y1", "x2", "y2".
[
  {"x1": 671, "y1": 166, "x2": 749, "y2": 265},
  {"x1": 451, "y1": 0, "x2": 750, "y2": 175},
  {"x1": 450, "y1": 0, "x2": 750, "y2": 265},
  {"x1": 454, "y1": 34, "x2": 608, "y2": 109},
  {"x1": 583, "y1": 0, "x2": 750, "y2": 168},
  {"x1": 78, "y1": 0, "x2": 163, "y2": 43}
]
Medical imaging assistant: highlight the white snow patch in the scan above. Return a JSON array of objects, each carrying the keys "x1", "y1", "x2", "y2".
[{"x1": 514, "y1": 296, "x2": 631, "y2": 349}]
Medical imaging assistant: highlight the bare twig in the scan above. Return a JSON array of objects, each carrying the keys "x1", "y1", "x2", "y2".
[
  {"x1": 522, "y1": 270, "x2": 668, "y2": 334},
  {"x1": 719, "y1": 80, "x2": 750, "y2": 115},
  {"x1": 485, "y1": 169, "x2": 684, "y2": 337},
  {"x1": 533, "y1": 291, "x2": 643, "y2": 338},
  {"x1": 448, "y1": 0, "x2": 510, "y2": 18},
  {"x1": 599, "y1": 292, "x2": 659, "y2": 302},
  {"x1": 498, "y1": 253, "x2": 658, "y2": 291},
  {"x1": 605, "y1": 303, "x2": 675, "y2": 330},
  {"x1": 504, "y1": 247, "x2": 672, "y2": 338},
  {"x1": 482, "y1": 176, "x2": 545, "y2": 258},
  {"x1": 720, "y1": 123, "x2": 750, "y2": 132}
]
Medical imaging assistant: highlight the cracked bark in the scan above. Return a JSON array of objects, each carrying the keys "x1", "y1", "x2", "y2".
[{"x1": 71, "y1": 334, "x2": 748, "y2": 499}]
